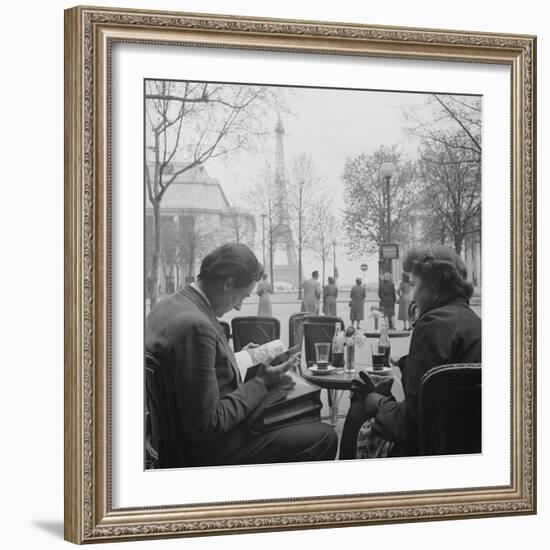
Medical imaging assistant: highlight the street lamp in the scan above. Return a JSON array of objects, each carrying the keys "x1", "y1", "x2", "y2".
[
  {"x1": 261, "y1": 213, "x2": 267, "y2": 268},
  {"x1": 332, "y1": 239, "x2": 337, "y2": 280},
  {"x1": 380, "y1": 162, "x2": 396, "y2": 243},
  {"x1": 380, "y1": 161, "x2": 396, "y2": 276}
]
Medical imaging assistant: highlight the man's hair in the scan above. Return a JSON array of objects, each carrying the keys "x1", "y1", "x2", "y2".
[
  {"x1": 198, "y1": 243, "x2": 263, "y2": 288},
  {"x1": 403, "y1": 245, "x2": 473, "y2": 299},
  {"x1": 356, "y1": 277, "x2": 362, "y2": 285},
  {"x1": 328, "y1": 276, "x2": 335, "y2": 285},
  {"x1": 312, "y1": 270, "x2": 319, "y2": 278},
  {"x1": 382, "y1": 272, "x2": 393, "y2": 282}
]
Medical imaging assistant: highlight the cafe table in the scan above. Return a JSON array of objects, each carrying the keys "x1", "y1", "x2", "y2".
[
  {"x1": 363, "y1": 329, "x2": 411, "y2": 339},
  {"x1": 300, "y1": 362, "x2": 404, "y2": 425}
]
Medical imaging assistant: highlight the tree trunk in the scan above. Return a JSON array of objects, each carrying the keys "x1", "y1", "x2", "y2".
[
  {"x1": 454, "y1": 233, "x2": 463, "y2": 255},
  {"x1": 297, "y1": 214, "x2": 303, "y2": 300},
  {"x1": 187, "y1": 243, "x2": 195, "y2": 279},
  {"x1": 150, "y1": 200, "x2": 161, "y2": 308},
  {"x1": 269, "y1": 227, "x2": 274, "y2": 290},
  {"x1": 298, "y1": 247, "x2": 303, "y2": 300}
]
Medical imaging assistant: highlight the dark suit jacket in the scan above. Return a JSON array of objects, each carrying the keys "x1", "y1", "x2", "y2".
[
  {"x1": 145, "y1": 285, "x2": 268, "y2": 467},
  {"x1": 375, "y1": 293, "x2": 481, "y2": 455}
]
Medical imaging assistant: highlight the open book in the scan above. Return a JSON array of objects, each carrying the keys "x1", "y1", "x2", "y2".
[
  {"x1": 234, "y1": 339, "x2": 300, "y2": 380},
  {"x1": 234, "y1": 340, "x2": 322, "y2": 433}
]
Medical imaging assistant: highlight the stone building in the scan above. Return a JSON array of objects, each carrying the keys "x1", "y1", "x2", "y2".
[{"x1": 145, "y1": 162, "x2": 256, "y2": 294}]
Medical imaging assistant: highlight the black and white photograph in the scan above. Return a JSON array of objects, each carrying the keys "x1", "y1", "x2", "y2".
[{"x1": 143, "y1": 79, "x2": 482, "y2": 469}]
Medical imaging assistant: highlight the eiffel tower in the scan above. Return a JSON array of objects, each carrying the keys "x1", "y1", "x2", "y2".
[{"x1": 270, "y1": 116, "x2": 301, "y2": 288}]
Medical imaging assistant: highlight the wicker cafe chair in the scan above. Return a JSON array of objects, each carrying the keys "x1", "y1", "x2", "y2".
[
  {"x1": 288, "y1": 312, "x2": 309, "y2": 349},
  {"x1": 230, "y1": 316, "x2": 281, "y2": 352},
  {"x1": 419, "y1": 363, "x2": 482, "y2": 456},
  {"x1": 144, "y1": 351, "x2": 162, "y2": 469},
  {"x1": 302, "y1": 315, "x2": 345, "y2": 366}
]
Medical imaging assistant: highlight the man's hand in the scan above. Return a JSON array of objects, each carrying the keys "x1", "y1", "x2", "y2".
[
  {"x1": 256, "y1": 353, "x2": 300, "y2": 389},
  {"x1": 242, "y1": 342, "x2": 259, "y2": 352}
]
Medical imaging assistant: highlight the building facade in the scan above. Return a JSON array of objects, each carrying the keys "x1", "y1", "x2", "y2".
[{"x1": 145, "y1": 163, "x2": 256, "y2": 295}]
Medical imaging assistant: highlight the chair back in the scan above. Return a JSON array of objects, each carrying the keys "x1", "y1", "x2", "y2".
[
  {"x1": 231, "y1": 316, "x2": 281, "y2": 352},
  {"x1": 219, "y1": 320, "x2": 231, "y2": 343},
  {"x1": 288, "y1": 312, "x2": 309, "y2": 349},
  {"x1": 419, "y1": 363, "x2": 482, "y2": 455},
  {"x1": 144, "y1": 351, "x2": 162, "y2": 469},
  {"x1": 303, "y1": 315, "x2": 345, "y2": 366},
  {"x1": 145, "y1": 350, "x2": 187, "y2": 468}
]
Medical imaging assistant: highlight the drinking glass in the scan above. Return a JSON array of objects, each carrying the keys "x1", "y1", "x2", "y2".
[
  {"x1": 314, "y1": 342, "x2": 331, "y2": 369},
  {"x1": 344, "y1": 343, "x2": 355, "y2": 373},
  {"x1": 371, "y1": 344, "x2": 385, "y2": 370}
]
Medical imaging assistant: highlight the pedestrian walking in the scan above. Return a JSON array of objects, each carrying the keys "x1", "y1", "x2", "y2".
[
  {"x1": 349, "y1": 277, "x2": 366, "y2": 329},
  {"x1": 302, "y1": 271, "x2": 321, "y2": 314},
  {"x1": 378, "y1": 272, "x2": 397, "y2": 329},
  {"x1": 256, "y1": 273, "x2": 273, "y2": 316},
  {"x1": 322, "y1": 276, "x2": 338, "y2": 316},
  {"x1": 397, "y1": 272, "x2": 412, "y2": 330}
]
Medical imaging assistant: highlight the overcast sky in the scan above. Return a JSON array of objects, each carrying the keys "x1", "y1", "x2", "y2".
[{"x1": 202, "y1": 86, "x2": 442, "y2": 285}]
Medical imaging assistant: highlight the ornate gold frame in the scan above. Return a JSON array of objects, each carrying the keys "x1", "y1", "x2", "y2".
[{"x1": 64, "y1": 5, "x2": 537, "y2": 544}]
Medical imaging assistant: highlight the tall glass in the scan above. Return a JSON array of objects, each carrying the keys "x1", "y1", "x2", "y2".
[
  {"x1": 314, "y1": 342, "x2": 331, "y2": 369},
  {"x1": 345, "y1": 343, "x2": 355, "y2": 373},
  {"x1": 371, "y1": 344, "x2": 385, "y2": 371}
]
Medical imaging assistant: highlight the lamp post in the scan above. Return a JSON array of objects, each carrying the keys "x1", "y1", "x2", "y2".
[
  {"x1": 380, "y1": 161, "x2": 396, "y2": 275},
  {"x1": 261, "y1": 213, "x2": 267, "y2": 268},
  {"x1": 332, "y1": 239, "x2": 337, "y2": 280}
]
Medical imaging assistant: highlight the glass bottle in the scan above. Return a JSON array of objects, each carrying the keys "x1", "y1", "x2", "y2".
[
  {"x1": 331, "y1": 322, "x2": 344, "y2": 368},
  {"x1": 378, "y1": 320, "x2": 391, "y2": 368}
]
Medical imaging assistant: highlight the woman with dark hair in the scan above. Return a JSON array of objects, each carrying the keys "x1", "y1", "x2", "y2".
[
  {"x1": 146, "y1": 242, "x2": 337, "y2": 467},
  {"x1": 322, "y1": 276, "x2": 339, "y2": 316},
  {"x1": 397, "y1": 272, "x2": 412, "y2": 330},
  {"x1": 341, "y1": 245, "x2": 481, "y2": 459},
  {"x1": 378, "y1": 272, "x2": 397, "y2": 329}
]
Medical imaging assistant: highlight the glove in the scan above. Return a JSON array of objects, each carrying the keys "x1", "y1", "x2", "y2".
[
  {"x1": 363, "y1": 391, "x2": 386, "y2": 418},
  {"x1": 350, "y1": 370, "x2": 377, "y2": 401},
  {"x1": 350, "y1": 371, "x2": 394, "y2": 405},
  {"x1": 373, "y1": 377, "x2": 394, "y2": 397}
]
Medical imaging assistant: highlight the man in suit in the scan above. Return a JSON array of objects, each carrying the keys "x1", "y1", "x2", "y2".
[
  {"x1": 146, "y1": 243, "x2": 337, "y2": 467},
  {"x1": 302, "y1": 270, "x2": 321, "y2": 314}
]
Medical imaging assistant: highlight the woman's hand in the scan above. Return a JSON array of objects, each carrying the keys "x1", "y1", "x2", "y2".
[
  {"x1": 389, "y1": 356, "x2": 400, "y2": 367},
  {"x1": 364, "y1": 392, "x2": 386, "y2": 417}
]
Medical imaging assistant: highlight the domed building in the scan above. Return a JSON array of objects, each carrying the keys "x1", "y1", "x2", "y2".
[{"x1": 145, "y1": 162, "x2": 256, "y2": 294}]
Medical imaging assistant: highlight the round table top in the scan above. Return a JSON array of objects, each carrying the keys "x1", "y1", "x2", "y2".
[
  {"x1": 301, "y1": 364, "x2": 394, "y2": 390},
  {"x1": 363, "y1": 329, "x2": 411, "y2": 339}
]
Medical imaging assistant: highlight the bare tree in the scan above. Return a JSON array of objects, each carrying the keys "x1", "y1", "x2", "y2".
[
  {"x1": 145, "y1": 80, "x2": 282, "y2": 306},
  {"x1": 160, "y1": 222, "x2": 180, "y2": 294},
  {"x1": 287, "y1": 153, "x2": 325, "y2": 299},
  {"x1": 402, "y1": 94, "x2": 482, "y2": 253},
  {"x1": 241, "y1": 162, "x2": 278, "y2": 282},
  {"x1": 307, "y1": 200, "x2": 340, "y2": 287},
  {"x1": 180, "y1": 214, "x2": 222, "y2": 280},
  {"x1": 402, "y1": 93, "x2": 481, "y2": 159},
  {"x1": 342, "y1": 145, "x2": 418, "y2": 258},
  {"x1": 418, "y1": 136, "x2": 481, "y2": 254}
]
